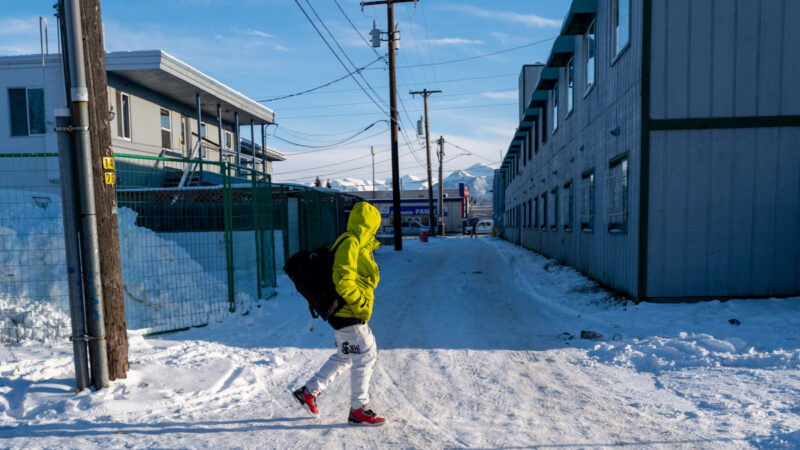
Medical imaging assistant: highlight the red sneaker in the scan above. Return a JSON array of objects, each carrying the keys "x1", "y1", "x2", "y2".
[
  {"x1": 292, "y1": 386, "x2": 319, "y2": 416},
  {"x1": 348, "y1": 407, "x2": 386, "y2": 426}
]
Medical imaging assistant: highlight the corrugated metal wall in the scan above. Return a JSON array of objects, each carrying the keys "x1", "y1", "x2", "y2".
[{"x1": 646, "y1": 0, "x2": 800, "y2": 299}]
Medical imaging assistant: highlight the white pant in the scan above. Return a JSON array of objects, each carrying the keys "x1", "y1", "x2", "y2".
[{"x1": 306, "y1": 324, "x2": 378, "y2": 410}]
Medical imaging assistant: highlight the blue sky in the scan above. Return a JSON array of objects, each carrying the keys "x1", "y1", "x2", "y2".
[{"x1": 1, "y1": 0, "x2": 571, "y2": 183}]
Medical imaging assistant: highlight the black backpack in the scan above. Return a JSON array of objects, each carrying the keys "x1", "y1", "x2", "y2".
[{"x1": 283, "y1": 236, "x2": 352, "y2": 321}]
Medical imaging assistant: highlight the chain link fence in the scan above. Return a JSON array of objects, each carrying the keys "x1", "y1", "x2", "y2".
[{"x1": 0, "y1": 153, "x2": 277, "y2": 342}]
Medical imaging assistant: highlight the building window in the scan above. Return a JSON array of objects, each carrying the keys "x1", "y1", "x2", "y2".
[
  {"x1": 224, "y1": 130, "x2": 233, "y2": 149},
  {"x1": 566, "y1": 58, "x2": 574, "y2": 114},
  {"x1": 541, "y1": 107, "x2": 548, "y2": 144},
  {"x1": 552, "y1": 84, "x2": 559, "y2": 133},
  {"x1": 200, "y1": 123, "x2": 207, "y2": 139},
  {"x1": 160, "y1": 109, "x2": 171, "y2": 149},
  {"x1": 581, "y1": 170, "x2": 595, "y2": 231},
  {"x1": 607, "y1": 155, "x2": 628, "y2": 232},
  {"x1": 550, "y1": 188, "x2": 558, "y2": 230},
  {"x1": 528, "y1": 199, "x2": 532, "y2": 229},
  {"x1": 563, "y1": 180, "x2": 573, "y2": 231},
  {"x1": 584, "y1": 21, "x2": 596, "y2": 91},
  {"x1": 534, "y1": 120, "x2": 539, "y2": 153},
  {"x1": 612, "y1": 0, "x2": 630, "y2": 59},
  {"x1": 115, "y1": 92, "x2": 131, "y2": 139},
  {"x1": 534, "y1": 196, "x2": 539, "y2": 229},
  {"x1": 8, "y1": 88, "x2": 45, "y2": 136},
  {"x1": 541, "y1": 193, "x2": 547, "y2": 230}
]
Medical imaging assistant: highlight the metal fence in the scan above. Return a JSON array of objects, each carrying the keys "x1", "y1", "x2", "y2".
[{"x1": 0, "y1": 152, "x2": 277, "y2": 342}]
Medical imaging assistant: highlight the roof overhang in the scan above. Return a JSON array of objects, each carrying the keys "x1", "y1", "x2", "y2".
[
  {"x1": 518, "y1": 120, "x2": 534, "y2": 132},
  {"x1": 536, "y1": 67, "x2": 561, "y2": 91},
  {"x1": 530, "y1": 90, "x2": 549, "y2": 108},
  {"x1": 546, "y1": 36, "x2": 576, "y2": 68},
  {"x1": 514, "y1": 130, "x2": 528, "y2": 140},
  {"x1": 561, "y1": 0, "x2": 598, "y2": 35},
  {"x1": 106, "y1": 50, "x2": 275, "y2": 125},
  {"x1": 522, "y1": 107, "x2": 541, "y2": 121}
]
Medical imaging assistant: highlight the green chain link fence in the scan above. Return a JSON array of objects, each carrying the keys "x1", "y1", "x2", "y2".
[{"x1": 0, "y1": 152, "x2": 277, "y2": 341}]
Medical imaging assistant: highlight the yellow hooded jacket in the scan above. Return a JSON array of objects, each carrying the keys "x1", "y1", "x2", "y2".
[{"x1": 331, "y1": 201, "x2": 382, "y2": 322}]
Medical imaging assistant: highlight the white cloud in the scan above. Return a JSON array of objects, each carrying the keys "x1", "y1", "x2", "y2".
[
  {"x1": 245, "y1": 30, "x2": 274, "y2": 39},
  {"x1": 423, "y1": 37, "x2": 484, "y2": 47},
  {"x1": 0, "y1": 17, "x2": 36, "y2": 35},
  {"x1": 446, "y1": 5, "x2": 561, "y2": 29},
  {"x1": 482, "y1": 91, "x2": 518, "y2": 101},
  {"x1": 274, "y1": 44, "x2": 289, "y2": 52}
]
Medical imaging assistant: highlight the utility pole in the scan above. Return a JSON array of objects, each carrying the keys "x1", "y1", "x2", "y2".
[
  {"x1": 438, "y1": 136, "x2": 445, "y2": 236},
  {"x1": 371, "y1": 145, "x2": 376, "y2": 199},
  {"x1": 409, "y1": 88, "x2": 440, "y2": 236},
  {"x1": 361, "y1": 0, "x2": 416, "y2": 251},
  {"x1": 64, "y1": 0, "x2": 129, "y2": 388}
]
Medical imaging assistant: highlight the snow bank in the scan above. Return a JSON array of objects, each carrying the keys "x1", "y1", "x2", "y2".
[
  {"x1": 589, "y1": 332, "x2": 800, "y2": 373},
  {"x1": 0, "y1": 191, "x2": 255, "y2": 343}
]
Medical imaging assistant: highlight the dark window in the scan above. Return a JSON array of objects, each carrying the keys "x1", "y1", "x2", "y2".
[
  {"x1": 116, "y1": 92, "x2": 131, "y2": 139},
  {"x1": 541, "y1": 193, "x2": 547, "y2": 230},
  {"x1": 581, "y1": 170, "x2": 595, "y2": 231},
  {"x1": 8, "y1": 88, "x2": 44, "y2": 136},
  {"x1": 607, "y1": 155, "x2": 628, "y2": 232},
  {"x1": 8, "y1": 88, "x2": 28, "y2": 136},
  {"x1": 563, "y1": 181, "x2": 574, "y2": 231},
  {"x1": 552, "y1": 84, "x2": 559, "y2": 133},
  {"x1": 528, "y1": 199, "x2": 532, "y2": 228},
  {"x1": 534, "y1": 196, "x2": 539, "y2": 229},
  {"x1": 567, "y1": 58, "x2": 574, "y2": 113},
  {"x1": 160, "y1": 109, "x2": 171, "y2": 149},
  {"x1": 550, "y1": 188, "x2": 558, "y2": 230},
  {"x1": 541, "y1": 108, "x2": 548, "y2": 144}
]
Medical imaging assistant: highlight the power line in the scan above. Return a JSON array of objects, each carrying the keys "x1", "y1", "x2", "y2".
[
  {"x1": 293, "y1": 0, "x2": 389, "y2": 118},
  {"x1": 366, "y1": 36, "x2": 558, "y2": 69},
  {"x1": 254, "y1": 72, "x2": 517, "y2": 99},
  {"x1": 274, "y1": 87, "x2": 517, "y2": 111},
  {"x1": 304, "y1": 0, "x2": 389, "y2": 111},
  {"x1": 276, "y1": 127, "x2": 389, "y2": 155},
  {"x1": 254, "y1": 57, "x2": 384, "y2": 103},
  {"x1": 271, "y1": 120, "x2": 386, "y2": 150},
  {"x1": 278, "y1": 101, "x2": 517, "y2": 120}
]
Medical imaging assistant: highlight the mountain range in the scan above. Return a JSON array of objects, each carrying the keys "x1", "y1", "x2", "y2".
[{"x1": 312, "y1": 163, "x2": 496, "y2": 204}]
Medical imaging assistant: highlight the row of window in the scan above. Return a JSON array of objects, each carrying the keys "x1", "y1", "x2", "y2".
[
  {"x1": 8, "y1": 87, "x2": 239, "y2": 156},
  {"x1": 507, "y1": 0, "x2": 630, "y2": 183},
  {"x1": 505, "y1": 155, "x2": 629, "y2": 234}
]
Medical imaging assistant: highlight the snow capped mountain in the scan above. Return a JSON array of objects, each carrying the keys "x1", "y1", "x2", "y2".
[{"x1": 313, "y1": 163, "x2": 496, "y2": 203}]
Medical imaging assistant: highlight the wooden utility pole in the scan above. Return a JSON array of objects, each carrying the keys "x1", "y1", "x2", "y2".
[
  {"x1": 409, "y1": 89, "x2": 440, "y2": 236},
  {"x1": 438, "y1": 136, "x2": 445, "y2": 236},
  {"x1": 361, "y1": 0, "x2": 416, "y2": 250},
  {"x1": 77, "y1": 0, "x2": 129, "y2": 380}
]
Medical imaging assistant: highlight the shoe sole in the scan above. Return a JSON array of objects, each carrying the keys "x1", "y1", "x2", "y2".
[
  {"x1": 348, "y1": 419, "x2": 387, "y2": 427},
  {"x1": 292, "y1": 391, "x2": 320, "y2": 417}
]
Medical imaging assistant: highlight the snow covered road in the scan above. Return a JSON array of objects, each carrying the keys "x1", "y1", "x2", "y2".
[{"x1": 2, "y1": 237, "x2": 799, "y2": 448}]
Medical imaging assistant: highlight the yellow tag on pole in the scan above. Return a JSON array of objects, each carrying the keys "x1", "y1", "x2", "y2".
[
  {"x1": 102, "y1": 156, "x2": 115, "y2": 170},
  {"x1": 104, "y1": 172, "x2": 116, "y2": 185}
]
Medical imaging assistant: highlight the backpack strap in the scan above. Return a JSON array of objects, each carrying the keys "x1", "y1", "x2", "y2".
[{"x1": 331, "y1": 233, "x2": 356, "y2": 254}]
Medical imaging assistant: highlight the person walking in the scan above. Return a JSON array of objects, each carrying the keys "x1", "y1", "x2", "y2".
[{"x1": 293, "y1": 201, "x2": 386, "y2": 427}]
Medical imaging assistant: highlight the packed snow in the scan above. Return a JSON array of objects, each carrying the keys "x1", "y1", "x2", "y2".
[{"x1": 1, "y1": 237, "x2": 799, "y2": 448}]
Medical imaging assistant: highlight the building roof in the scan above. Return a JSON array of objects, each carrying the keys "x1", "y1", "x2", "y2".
[
  {"x1": 106, "y1": 50, "x2": 274, "y2": 125},
  {"x1": 0, "y1": 51, "x2": 275, "y2": 126}
]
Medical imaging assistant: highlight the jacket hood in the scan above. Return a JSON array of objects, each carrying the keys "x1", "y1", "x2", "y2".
[{"x1": 347, "y1": 201, "x2": 382, "y2": 242}]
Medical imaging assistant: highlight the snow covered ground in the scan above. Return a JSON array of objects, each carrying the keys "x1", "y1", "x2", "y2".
[{"x1": 1, "y1": 237, "x2": 799, "y2": 448}]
